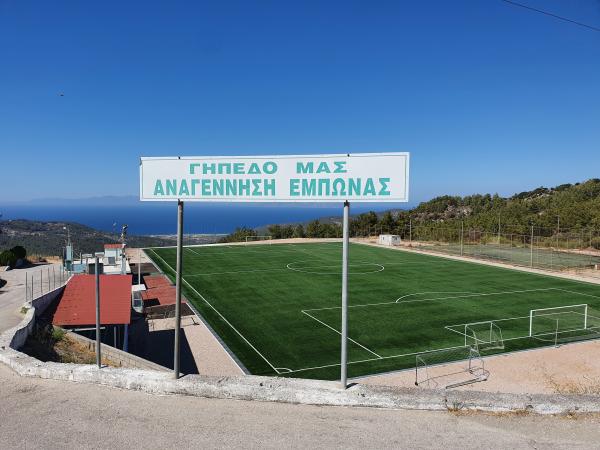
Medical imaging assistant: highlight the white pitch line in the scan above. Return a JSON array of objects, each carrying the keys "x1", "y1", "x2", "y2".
[
  {"x1": 555, "y1": 288, "x2": 600, "y2": 300},
  {"x1": 302, "y1": 287, "x2": 560, "y2": 313},
  {"x1": 287, "y1": 262, "x2": 385, "y2": 275},
  {"x1": 301, "y1": 310, "x2": 382, "y2": 358},
  {"x1": 284, "y1": 344, "x2": 469, "y2": 375},
  {"x1": 395, "y1": 291, "x2": 483, "y2": 303},
  {"x1": 185, "y1": 267, "x2": 289, "y2": 277},
  {"x1": 286, "y1": 321, "x2": 600, "y2": 375},
  {"x1": 394, "y1": 287, "x2": 558, "y2": 305},
  {"x1": 185, "y1": 244, "x2": 338, "y2": 258},
  {"x1": 148, "y1": 248, "x2": 283, "y2": 375}
]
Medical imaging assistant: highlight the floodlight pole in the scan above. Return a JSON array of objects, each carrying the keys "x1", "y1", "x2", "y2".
[
  {"x1": 174, "y1": 200, "x2": 184, "y2": 379},
  {"x1": 95, "y1": 255, "x2": 101, "y2": 368},
  {"x1": 340, "y1": 200, "x2": 350, "y2": 389}
]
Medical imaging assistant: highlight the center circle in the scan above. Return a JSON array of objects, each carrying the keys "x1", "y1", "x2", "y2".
[{"x1": 286, "y1": 261, "x2": 384, "y2": 275}]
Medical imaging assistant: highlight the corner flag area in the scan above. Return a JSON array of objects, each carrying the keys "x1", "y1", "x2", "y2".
[{"x1": 146, "y1": 242, "x2": 600, "y2": 380}]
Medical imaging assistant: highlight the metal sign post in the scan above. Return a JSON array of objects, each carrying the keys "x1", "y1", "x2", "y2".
[
  {"x1": 139, "y1": 152, "x2": 410, "y2": 384},
  {"x1": 174, "y1": 200, "x2": 184, "y2": 379},
  {"x1": 340, "y1": 200, "x2": 350, "y2": 389},
  {"x1": 94, "y1": 254, "x2": 102, "y2": 368}
]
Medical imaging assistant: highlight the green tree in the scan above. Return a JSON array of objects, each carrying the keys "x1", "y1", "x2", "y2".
[
  {"x1": 380, "y1": 211, "x2": 396, "y2": 234},
  {"x1": 10, "y1": 245, "x2": 26, "y2": 260},
  {"x1": 218, "y1": 227, "x2": 257, "y2": 243},
  {"x1": 306, "y1": 220, "x2": 322, "y2": 238},
  {"x1": 292, "y1": 224, "x2": 305, "y2": 238},
  {"x1": 0, "y1": 250, "x2": 17, "y2": 267}
]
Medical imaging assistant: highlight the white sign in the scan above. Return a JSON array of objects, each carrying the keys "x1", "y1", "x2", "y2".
[{"x1": 139, "y1": 152, "x2": 409, "y2": 203}]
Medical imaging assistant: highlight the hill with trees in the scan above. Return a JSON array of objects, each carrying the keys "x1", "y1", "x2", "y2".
[
  {"x1": 0, "y1": 220, "x2": 175, "y2": 257},
  {"x1": 220, "y1": 179, "x2": 600, "y2": 248}
]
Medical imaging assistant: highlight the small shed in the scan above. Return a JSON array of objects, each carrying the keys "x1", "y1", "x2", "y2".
[{"x1": 378, "y1": 234, "x2": 401, "y2": 246}]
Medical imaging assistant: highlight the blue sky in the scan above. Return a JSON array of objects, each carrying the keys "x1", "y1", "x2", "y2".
[{"x1": 1, "y1": 0, "x2": 599, "y2": 204}]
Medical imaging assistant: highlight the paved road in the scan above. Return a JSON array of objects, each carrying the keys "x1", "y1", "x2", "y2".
[
  {"x1": 0, "y1": 264, "x2": 64, "y2": 332},
  {"x1": 1, "y1": 364, "x2": 599, "y2": 449}
]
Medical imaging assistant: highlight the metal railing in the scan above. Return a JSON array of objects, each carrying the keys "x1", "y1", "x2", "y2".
[{"x1": 24, "y1": 265, "x2": 70, "y2": 303}]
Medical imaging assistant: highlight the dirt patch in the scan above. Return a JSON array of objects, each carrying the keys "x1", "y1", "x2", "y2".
[
  {"x1": 359, "y1": 339, "x2": 600, "y2": 396},
  {"x1": 21, "y1": 322, "x2": 117, "y2": 367}
]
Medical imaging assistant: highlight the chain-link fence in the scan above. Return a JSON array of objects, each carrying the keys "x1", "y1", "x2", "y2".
[{"x1": 354, "y1": 223, "x2": 600, "y2": 279}]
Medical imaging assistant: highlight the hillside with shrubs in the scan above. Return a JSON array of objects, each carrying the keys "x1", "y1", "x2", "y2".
[{"x1": 220, "y1": 179, "x2": 600, "y2": 249}]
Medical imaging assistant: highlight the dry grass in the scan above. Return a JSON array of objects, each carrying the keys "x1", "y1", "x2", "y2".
[
  {"x1": 544, "y1": 373, "x2": 600, "y2": 396},
  {"x1": 22, "y1": 323, "x2": 116, "y2": 367},
  {"x1": 54, "y1": 334, "x2": 115, "y2": 366}
]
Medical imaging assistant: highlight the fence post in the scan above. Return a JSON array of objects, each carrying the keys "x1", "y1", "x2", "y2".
[
  {"x1": 409, "y1": 219, "x2": 412, "y2": 245},
  {"x1": 25, "y1": 273, "x2": 28, "y2": 303},
  {"x1": 460, "y1": 221, "x2": 464, "y2": 256},
  {"x1": 530, "y1": 225, "x2": 534, "y2": 268}
]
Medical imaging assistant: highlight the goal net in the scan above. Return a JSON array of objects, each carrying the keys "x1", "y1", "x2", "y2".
[
  {"x1": 464, "y1": 321, "x2": 504, "y2": 352},
  {"x1": 529, "y1": 304, "x2": 589, "y2": 343},
  {"x1": 415, "y1": 345, "x2": 489, "y2": 389},
  {"x1": 245, "y1": 235, "x2": 272, "y2": 245}
]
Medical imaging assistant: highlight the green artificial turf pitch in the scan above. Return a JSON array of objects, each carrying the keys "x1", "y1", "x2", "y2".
[{"x1": 146, "y1": 242, "x2": 600, "y2": 380}]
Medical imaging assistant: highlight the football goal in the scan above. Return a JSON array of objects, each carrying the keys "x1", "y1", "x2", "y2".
[
  {"x1": 245, "y1": 235, "x2": 273, "y2": 245},
  {"x1": 529, "y1": 304, "x2": 588, "y2": 344},
  {"x1": 415, "y1": 345, "x2": 489, "y2": 389},
  {"x1": 464, "y1": 320, "x2": 504, "y2": 352}
]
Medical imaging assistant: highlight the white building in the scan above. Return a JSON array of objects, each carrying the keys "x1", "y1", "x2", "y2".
[{"x1": 378, "y1": 234, "x2": 401, "y2": 246}]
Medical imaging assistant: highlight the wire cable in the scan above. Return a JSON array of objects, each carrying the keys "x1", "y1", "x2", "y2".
[{"x1": 501, "y1": 0, "x2": 600, "y2": 32}]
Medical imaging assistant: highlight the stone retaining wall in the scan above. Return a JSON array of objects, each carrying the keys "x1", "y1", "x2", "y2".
[
  {"x1": 8, "y1": 285, "x2": 64, "y2": 349},
  {"x1": 64, "y1": 330, "x2": 168, "y2": 372}
]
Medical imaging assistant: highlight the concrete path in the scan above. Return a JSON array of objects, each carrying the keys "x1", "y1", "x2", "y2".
[
  {"x1": 1, "y1": 364, "x2": 600, "y2": 449},
  {"x1": 149, "y1": 316, "x2": 244, "y2": 376},
  {"x1": 0, "y1": 264, "x2": 63, "y2": 333}
]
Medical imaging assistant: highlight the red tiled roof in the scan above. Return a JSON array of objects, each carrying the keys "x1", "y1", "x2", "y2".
[
  {"x1": 141, "y1": 285, "x2": 183, "y2": 306},
  {"x1": 144, "y1": 275, "x2": 172, "y2": 289},
  {"x1": 52, "y1": 274, "x2": 132, "y2": 326},
  {"x1": 104, "y1": 243, "x2": 123, "y2": 249}
]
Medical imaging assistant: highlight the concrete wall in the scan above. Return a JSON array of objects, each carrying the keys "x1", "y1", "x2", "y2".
[
  {"x1": 9, "y1": 285, "x2": 65, "y2": 350},
  {"x1": 65, "y1": 330, "x2": 168, "y2": 372}
]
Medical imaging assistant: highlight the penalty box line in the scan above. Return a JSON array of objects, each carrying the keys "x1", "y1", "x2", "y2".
[
  {"x1": 301, "y1": 310, "x2": 382, "y2": 358},
  {"x1": 147, "y1": 248, "x2": 291, "y2": 375},
  {"x1": 302, "y1": 288, "x2": 560, "y2": 313}
]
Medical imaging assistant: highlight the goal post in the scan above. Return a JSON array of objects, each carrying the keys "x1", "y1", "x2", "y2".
[
  {"x1": 245, "y1": 235, "x2": 273, "y2": 245},
  {"x1": 415, "y1": 345, "x2": 488, "y2": 389},
  {"x1": 529, "y1": 304, "x2": 588, "y2": 338},
  {"x1": 464, "y1": 320, "x2": 504, "y2": 351}
]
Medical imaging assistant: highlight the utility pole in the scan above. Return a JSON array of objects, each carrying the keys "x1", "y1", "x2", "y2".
[
  {"x1": 497, "y1": 213, "x2": 501, "y2": 244},
  {"x1": 530, "y1": 225, "x2": 534, "y2": 268},
  {"x1": 138, "y1": 248, "x2": 142, "y2": 284},
  {"x1": 460, "y1": 221, "x2": 464, "y2": 256}
]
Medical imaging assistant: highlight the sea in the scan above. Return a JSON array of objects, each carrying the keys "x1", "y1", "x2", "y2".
[{"x1": 0, "y1": 203, "x2": 406, "y2": 235}]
